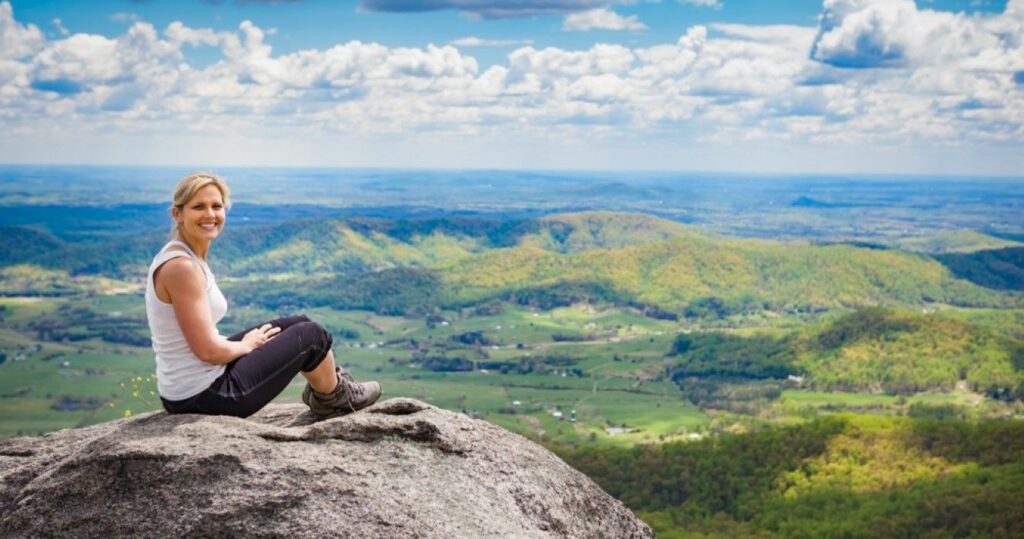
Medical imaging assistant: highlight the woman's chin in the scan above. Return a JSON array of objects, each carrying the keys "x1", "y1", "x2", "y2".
[{"x1": 191, "y1": 228, "x2": 221, "y2": 241}]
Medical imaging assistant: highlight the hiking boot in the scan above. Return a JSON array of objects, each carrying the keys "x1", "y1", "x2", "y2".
[{"x1": 302, "y1": 366, "x2": 382, "y2": 417}]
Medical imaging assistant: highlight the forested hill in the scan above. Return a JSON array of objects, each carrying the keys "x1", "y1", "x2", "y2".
[
  {"x1": 669, "y1": 307, "x2": 1024, "y2": 397},
  {"x1": 2, "y1": 212, "x2": 1021, "y2": 314},
  {"x1": 558, "y1": 416, "x2": 1024, "y2": 538},
  {"x1": 2, "y1": 211, "x2": 695, "y2": 273},
  {"x1": 435, "y1": 237, "x2": 1013, "y2": 312},
  {"x1": 522, "y1": 212, "x2": 704, "y2": 253},
  {"x1": 0, "y1": 227, "x2": 65, "y2": 263},
  {"x1": 935, "y1": 247, "x2": 1024, "y2": 291}
]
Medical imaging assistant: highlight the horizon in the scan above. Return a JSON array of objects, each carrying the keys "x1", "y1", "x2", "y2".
[{"x1": 3, "y1": 162, "x2": 1024, "y2": 181}]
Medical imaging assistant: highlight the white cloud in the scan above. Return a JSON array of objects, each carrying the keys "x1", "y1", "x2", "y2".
[
  {"x1": 358, "y1": 0, "x2": 607, "y2": 18},
  {"x1": 562, "y1": 9, "x2": 647, "y2": 32},
  {"x1": 0, "y1": 2, "x2": 44, "y2": 60},
  {"x1": 567, "y1": 73, "x2": 631, "y2": 102},
  {"x1": 0, "y1": 0, "x2": 1022, "y2": 172},
  {"x1": 680, "y1": 0, "x2": 721, "y2": 8},
  {"x1": 508, "y1": 44, "x2": 636, "y2": 79},
  {"x1": 449, "y1": 37, "x2": 534, "y2": 47},
  {"x1": 811, "y1": 0, "x2": 1013, "y2": 69},
  {"x1": 710, "y1": 23, "x2": 816, "y2": 46},
  {"x1": 51, "y1": 18, "x2": 69, "y2": 37},
  {"x1": 111, "y1": 12, "x2": 141, "y2": 24},
  {"x1": 801, "y1": 0, "x2": 1024, "y2": 144}
]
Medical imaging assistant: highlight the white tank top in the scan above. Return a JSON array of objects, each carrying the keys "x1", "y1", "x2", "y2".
[{"x1": 145, "y1": 240, "x2": 228, "y2": 401}]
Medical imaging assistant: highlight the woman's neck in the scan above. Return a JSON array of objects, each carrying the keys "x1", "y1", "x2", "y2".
[{"x1": 175, "y1": 234, "x2": 210, "y2": 261}]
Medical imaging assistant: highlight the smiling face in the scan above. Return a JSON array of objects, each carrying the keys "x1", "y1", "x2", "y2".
[{"x1": 173, "y1": 184, "x2": 226, "y2": 246}]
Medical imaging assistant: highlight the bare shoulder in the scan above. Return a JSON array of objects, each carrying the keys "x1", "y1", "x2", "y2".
[{"x1": 154, "y1": 255, "x2": 205, "y2": 291}]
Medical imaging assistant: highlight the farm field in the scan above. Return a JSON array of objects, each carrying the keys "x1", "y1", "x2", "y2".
[
  {"x1": 0, "y1": 297, "x2": 709, "y2": 442},
  {"x1": 2, "y1": 294, "x2": 1019, "y2": 443}
]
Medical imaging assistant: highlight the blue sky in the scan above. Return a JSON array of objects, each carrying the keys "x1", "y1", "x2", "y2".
[
  {"x1": 1, "y1": 0, "x2": 1022, "y2": 174},
  {"x1": 11, "y1": 0, "x2": 1009, "y2": 66}
]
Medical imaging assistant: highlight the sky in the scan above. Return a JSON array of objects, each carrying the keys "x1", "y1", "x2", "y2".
[{"x1": 0, "y1": 0, "x2": 1022, "y2": 175}]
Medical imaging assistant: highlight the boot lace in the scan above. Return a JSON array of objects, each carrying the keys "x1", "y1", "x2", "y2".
[{"x1": 338, "y1": 375, "x2": 366, "y2": 412}]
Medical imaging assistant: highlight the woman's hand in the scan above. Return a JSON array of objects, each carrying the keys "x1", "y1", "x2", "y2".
[{"x1": 242, "y1": 323, "x2": 282, "y2": 353}]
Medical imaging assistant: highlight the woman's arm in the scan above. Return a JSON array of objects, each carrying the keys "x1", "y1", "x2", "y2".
[{"x1": 155, "y1": 257, "x2": 279, "y2": 364}]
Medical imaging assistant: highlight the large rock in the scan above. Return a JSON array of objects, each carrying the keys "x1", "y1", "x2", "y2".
[{"x1": 0, "y1": 398, "x2": 653, "y2": 538}]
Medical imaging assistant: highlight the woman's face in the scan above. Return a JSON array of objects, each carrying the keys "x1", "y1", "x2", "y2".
[{"x1": 175, "y1": 185, "x2": 226, "y2": 244}]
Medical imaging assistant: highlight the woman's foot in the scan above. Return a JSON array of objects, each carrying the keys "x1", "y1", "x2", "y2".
[{"x1": 302, "y1": 367, "x2": 382, "y2": 417}]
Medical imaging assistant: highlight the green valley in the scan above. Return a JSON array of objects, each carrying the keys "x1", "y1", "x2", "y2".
[{"x1": 3, "y1": 206, "x2": 1024, "y2": 538}]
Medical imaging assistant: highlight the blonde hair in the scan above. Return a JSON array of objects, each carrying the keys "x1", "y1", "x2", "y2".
[{"x1": 168, "y1": 172, "x2": 231, "y2": 239}]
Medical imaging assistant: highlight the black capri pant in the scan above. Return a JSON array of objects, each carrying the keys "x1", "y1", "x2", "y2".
[{"x1": 160, "y1": 315, "x2": 333, "y2": 418}]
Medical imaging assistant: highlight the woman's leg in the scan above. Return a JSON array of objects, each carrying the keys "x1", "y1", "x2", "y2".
[
  {"x1": 302, "y1": 348, "x2": 338, "y2": 393},
  {"x1": 224, "y1": 315, "x2": 311, "y2": 342},
  {"x1": 226, "y1": 315, "x2": 337, "y2": 393},
  {"x1": 190, "y1": 320, "x2": 334, "y2": 418}
]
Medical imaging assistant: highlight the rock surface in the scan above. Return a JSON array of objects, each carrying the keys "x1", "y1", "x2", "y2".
[{"x1": 0, "y1": 398, "x2": 653, "y2": 538}]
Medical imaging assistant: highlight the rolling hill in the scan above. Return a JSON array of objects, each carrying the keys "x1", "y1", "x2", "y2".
[
  {"x1": 896, "y1": 231, "x2": 1024, "y2": 254},
  {"x1": 793, "y1": 308, "x2": 1024, "y2": 395},
  {"x1": 668, "y1": 308, "x2": 1024, "y2": 396},
  {"x1": 439, "y1": 234, "x2": 1015, "y2": 312},
  {"x1": 3, "y1": 212, "x2": 1021, "y2": 315},
  {"x1": 519, "y1": 211, "x2": 703, "y2": 254},
  {"x1": 935, "y1": 247, "x2": 1024, "y2": 291}
]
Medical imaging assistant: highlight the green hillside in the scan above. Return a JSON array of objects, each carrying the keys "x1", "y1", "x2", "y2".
[
  {"x1": 6, "y1": 229, "x2": 162, "y2": 277},
  {"x1": 895, "y1": 230, "x2": 1024, "y2": 254},
  {"x1": 560, "y1": 415, "x2": 1024, "y2": 538},
  {"x1": 0, "y1": 227, "x2": 65, "y2": 266},
  {"x1": 203, "y1": 211, "x2": 702, "y2": 273},
  {"x1": 519, "y1": 211, "x2": 703, "y2": 253},
  {"x1": 440, "y1": 235, "x2": 1015, "y2": 312},
  {"x1": 4, "y1": 219, "x2": 488, "y2": 277},
  {"x1": 4, "y1": 212, "x2": 1021, "y2": 315},
  {"x1": 220, "y1": 220, "x2": 483, "y2": 275},
  {"x1": 219, "y1": 213, "x2": 1021, "y2": 316},
  {"x1": 793, "y1": 308, "x2": 1024, "y2": 396},
  {"x1": 667, "y1": 308, "x2": 1024, "y2": 396},
  {"x1": 935, "y1": 247, "x2": 1024, "y2": 291}
]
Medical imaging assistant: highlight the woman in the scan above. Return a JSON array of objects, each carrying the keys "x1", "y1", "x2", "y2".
[{"x1": 145, "y1": 171, "x2": 381, "y2": 418}]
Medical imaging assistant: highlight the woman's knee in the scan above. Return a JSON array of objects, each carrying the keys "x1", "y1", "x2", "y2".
[
  {"x1": 272, "y1": 314, "x2": 312, "y2": 330},
  {"x1": 293, "y1": 320, "x2": 333, "y2": 350},
  {"x1": 290, "y1": 321, "x2": 332, "y2": 372}
]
